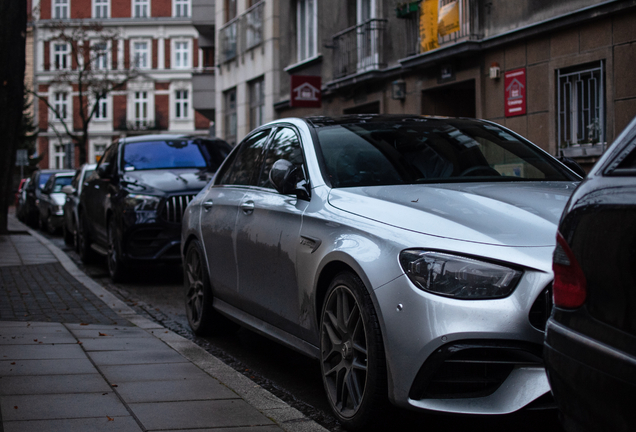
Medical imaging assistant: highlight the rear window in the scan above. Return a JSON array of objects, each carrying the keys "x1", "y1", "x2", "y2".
[{"x1": 53, "y1": 176, "x2": 73, "y2": 192}]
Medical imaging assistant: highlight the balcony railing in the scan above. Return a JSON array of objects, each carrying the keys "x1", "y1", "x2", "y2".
[
  {"x1": 219, "y1": 1, "x2": 264, "y2": 64},
  {"x1": 332, "y1": 18, "x2": 387, "y2": 79},
  {"x1": 401, "y1": 0, "x2": 480, "y2": 58}
]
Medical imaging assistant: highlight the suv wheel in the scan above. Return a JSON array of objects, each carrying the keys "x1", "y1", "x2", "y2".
[{"x1": 107, "y1": 217, "x2": 128, "y2": 283}]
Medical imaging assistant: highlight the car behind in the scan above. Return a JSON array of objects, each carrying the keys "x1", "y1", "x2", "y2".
[
  {"x1": 37, "y1": 171, "x2": 75, "y2": 234},
  {"x1": 544, "y1": 116, "x2": 636, "y2": 432}
]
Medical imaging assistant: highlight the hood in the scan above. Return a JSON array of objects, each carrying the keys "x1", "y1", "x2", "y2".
[
  {"x1": 327, "y1": 182, "x2": 579, "y2": 247},
  {"x1": 121, "y1": 168, "x2": 212, "y2": 195}
]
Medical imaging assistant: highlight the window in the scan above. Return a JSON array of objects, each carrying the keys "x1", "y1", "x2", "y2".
[
  {"x1": 258, "y1": 127, "x2": 305, "y2": 189},
  {"x1": 245, "y1": 1, "x2": 263, "y2": 50},
  {"x1": 94, "y1": 0, "x2": 109, "y2": 18},
  {"x1": 225, "y1": 0, "x2": 237, "y2": 22},
  {"x1": 132, "y1": 41, "x2": 149, "y2": 69},
  {"x1": 175, "y1": 0, "x2": 189, "y2": 17},
  {"x1": 92, "y1": 41, "x2": 109, "y2": 70},
  {"x1": 202, "y1": 47, "x2": 215, "y2": 68},
  {"x1": 53, "y1": 92, "x2": 68, "y2": 121},
  {"x1": 94, "y1": 96, "x2": 108, "y2": 120},
  {"x1": 133, "y1": 0, "x2": 149, "y2": 18},
  {"x1": 174, "y1": 41, "x2": 190, "y2": 69},
  {"x1": 54, "y1": 144, "x2": 67, "y2": 169},
  {"x1": 175, "y1": 90, "x2": 189, "y2": 119},
  {"x1": 557, "y1": 61, "x2": 605, "y2": 150},
  {"x1": 249, "y1": 77, "x2": 265, "y2": 130},
  {"x1": 219, "y1": 129, "x2": 270, "y2": 185},
  {"x1": 54, "y1": 0, "x2": 69, "y2": 19},
  {"x1": 53, "y1": 43, "x2": 70, "y2": 70},
  {"x1": 93, "y1": 143, "x2": 107, "y2": 162},
  {"x1": 134, "y1": 91, "x2": 149, "y2": 127},
  {"x1": 224, "y1": 88, "x2": 237, "y2": 146},
  {"x1": 297, "y1": 0, "x2": 316, "y2": 61}
]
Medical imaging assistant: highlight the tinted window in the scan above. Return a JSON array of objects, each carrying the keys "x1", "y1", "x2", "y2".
[
  {"x1": 198, "y1": 140, "x2": 231, "y2": 172},
  {"x1": 98, "y1": 144, "x2": 118, "y2": 176},
  {"x1": 219, "y1": 129, "x2": 270, "y2": 186},
  {"x1": 38, "y1": 173, "x2": 54, "y2": 189},
  {"x1": 52, "y1": 176, "x2": 73, "y2": 192},
  {"x1": 316, "y1": 119, "x2": 576, "y2": 188},
  {"x1": 258, "y1": 127, "x2": 305, "y2": 189},
  {"x1": 122, "y1": 140, "x2": 210, "y2": 171}
]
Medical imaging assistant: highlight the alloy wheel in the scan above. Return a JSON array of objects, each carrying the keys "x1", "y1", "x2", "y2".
[{"x1": 185, "y1": 245, "x2": 205, "y2": 328}]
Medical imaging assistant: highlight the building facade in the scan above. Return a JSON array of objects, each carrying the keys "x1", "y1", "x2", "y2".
[
  {"x1": 33, "y1": 0, "x2": 211, "y2": 169},
  {"x1": 212, "y1": 0, "x2": 636, "y2": 169}
]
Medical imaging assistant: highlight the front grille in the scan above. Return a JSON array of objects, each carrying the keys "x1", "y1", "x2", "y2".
[
  {"x1": 161, "y1": 194, "x2": 196, "y2": 224},
  {"x1": 409, "y1": 340, "x2": 544, "y2": 400},
  {"x1": 529, "y1": 284, "x2": 553, "y2": 331}
]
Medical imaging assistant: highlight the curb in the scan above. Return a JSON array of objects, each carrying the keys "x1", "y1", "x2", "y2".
[{"x1": 23, "y1": 225, "x2": 330, "y2": 432}]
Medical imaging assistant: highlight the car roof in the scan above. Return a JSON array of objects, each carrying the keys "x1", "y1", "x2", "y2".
[
  {"x1": 119, "y1": 134, "x2": 227, "y2": 144},
  {"x1": 303, "y1": 114, "x2": 484, "y2": 128}
]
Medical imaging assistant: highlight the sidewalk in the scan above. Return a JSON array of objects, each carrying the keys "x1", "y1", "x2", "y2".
[{"x1": 0, "y1": 213, "x2": 328, "y2": 432}]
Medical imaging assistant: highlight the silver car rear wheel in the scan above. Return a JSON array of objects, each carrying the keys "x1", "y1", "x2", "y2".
[{"x1": 320, "y1": 272, "x2": 388, "y2": 430}]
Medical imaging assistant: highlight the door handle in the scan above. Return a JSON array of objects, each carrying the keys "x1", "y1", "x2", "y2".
[
  {"x1": 203, "y1": 200, "x2": 213, "y2": 211},
  {"x1": 240, "y1": 200, "x2": 255, "y2": 214}
]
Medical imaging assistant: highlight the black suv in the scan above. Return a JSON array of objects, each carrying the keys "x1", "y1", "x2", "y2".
[{"x1": 78, "y1": 134, "x2": 231, "y2": 281}]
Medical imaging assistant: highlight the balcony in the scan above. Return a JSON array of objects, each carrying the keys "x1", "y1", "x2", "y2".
[
  {"x1": 332, "y1": 18, "x2": 387, "y2": 80},
  {"x1": 219, "y1": 1, "x2": 264, "y2": 64},
  {"x1": 192, "y1": 0, "x2": 215, "y2": 47}
]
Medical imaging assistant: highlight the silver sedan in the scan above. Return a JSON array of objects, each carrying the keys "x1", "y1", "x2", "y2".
[{"x1": 181, "y1": 115, "x2": 581, "y2": 430}]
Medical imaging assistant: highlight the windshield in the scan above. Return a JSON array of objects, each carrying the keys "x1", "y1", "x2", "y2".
[
  {"x1": 122, "y1": 140, "x2": 211, "y2": 171},
  {"x1": 39, "y1": 173, "x2": 53, "y2": 189},
  {"x1": 53, "y1": 176, "x2": 73, "y2": 192},
  {"x1": 316, "y1": 119, "x2": 578, "y2": 188}
]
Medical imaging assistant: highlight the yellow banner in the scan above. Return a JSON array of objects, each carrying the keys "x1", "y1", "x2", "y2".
[
  {"x1": 438, "y1": 1, "x2": 460, "y2": 37},
  {"x1": 419, "y1": 0, "x2": 439, "y2": 52}
]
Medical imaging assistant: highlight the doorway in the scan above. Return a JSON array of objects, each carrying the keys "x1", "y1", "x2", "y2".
[{"x1": 421, "y1": 80, "x2": 476, "y2": 117}]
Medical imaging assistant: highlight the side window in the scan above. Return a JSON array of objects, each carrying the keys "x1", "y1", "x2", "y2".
[
  {"x1": 71, "y1": 170, "x2": 81, "y2": 189},
  {"x1": 258, "y1": 127, "x2": 305, "y2": 189},
  {"x1": 43, "y1": 176, "x2": 55, "y2": 193},
  {"x1": 98, "y1": 143, "x2": 118, "y2": 176},
  {"x1": 219, "y1": 129, "x2": 271, "y2": 186}
]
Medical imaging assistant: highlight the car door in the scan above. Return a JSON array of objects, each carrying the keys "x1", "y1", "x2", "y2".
[
  {"x1": 234, "y1": 126, "x2": 310, "y2": 337},
  {"x1": 200, "y1": 129, "x2": 272, "y2": 306},
  {"x1": 86, "y1": 143, "x2": 118, "y2": 244}
]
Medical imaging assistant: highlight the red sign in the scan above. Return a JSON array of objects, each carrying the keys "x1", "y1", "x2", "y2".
[
  {"x1": 504, "y1": 68, "x2": 526, "y2": 117},
  {"x1": 290, "y1": 75, "x2": 321, "y2": 108}
]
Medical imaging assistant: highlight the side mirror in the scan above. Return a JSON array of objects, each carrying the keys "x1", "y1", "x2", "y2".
[
  {"x1": 269, "y1": 159, "x2": 310, "y2": 200},
  {"x1": 61, "y1": 185, "x2": 76, "y2": 195},
  {"x1": 559, "y1": 157, "x2": 587, "y2": 178}
]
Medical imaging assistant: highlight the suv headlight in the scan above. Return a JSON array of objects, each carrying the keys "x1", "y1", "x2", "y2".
[
  {"x1": 123, "y1": 194, "x2": 161, "y2": 211},
  {"x1": 399, "y1": 250, "x2": 522, "y2": 299}
]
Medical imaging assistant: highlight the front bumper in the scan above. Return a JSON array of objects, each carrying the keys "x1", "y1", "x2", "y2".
[
  {"x1": 375, "y1": 270, "x2": 553, "y2": 414},
  {"x1": 120, "y1": 210, "x2": 182, "y2": 262},
  {"x1": 544, "y1": 318, "x2": 636, "y2": 432}
]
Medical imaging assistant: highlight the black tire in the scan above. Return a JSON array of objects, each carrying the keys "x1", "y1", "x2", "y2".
[
  {"x1": 320, "y1": 272, "x2": 389, "y2": 431},
  {"x1": 77, "y1": 211, "x2": 94, "y2": 264},
  {"x1": 184, "y1": 239, "x2": 239, "y2": 336},
  {"x1": 63, "y1": 219, "x2": 74, "y2": 246},
  {"x1": 107, "y1": 217, "x2": 128, "y2": 283},
  {"x1": 46, "y1": 212, "x2": 58, "y2": 235}
]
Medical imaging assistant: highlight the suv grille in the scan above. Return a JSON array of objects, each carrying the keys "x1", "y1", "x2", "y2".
[
  {"x1": 161, "y1": 194, "x2": 196, "y2": 223},
  {"x1": 529, "y1": 284, "x2": 553, "y2": 331}
]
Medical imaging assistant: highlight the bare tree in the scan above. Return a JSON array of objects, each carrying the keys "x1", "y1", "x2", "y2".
[
  {"x1": 0, "y1": 0, "x2": 27, "y2": 233},
  {"x1": 34, "y1": 20, "x2": 139, "y2": 165}
]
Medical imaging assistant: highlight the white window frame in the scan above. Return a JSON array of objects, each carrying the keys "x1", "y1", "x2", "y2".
[
  {"x1": 249, "y1": 77, "x2": 265, "y2": 130},
  {"x1": 89, "y1": 139, "x2": 110, "y2": 163},
  {"x1": 356, "y1": 0, "x2": 379, "y2": 72},
  {"x1": 174, "y1": 0, "x2": 190, "y2": 17},
  {"x1": 134, "y1": 91, "x2": 149, "y2": 127},
  {"x1": 173, "y1": 40, "x2": 190, "y2": 69},
  {"x1": 174, "y1": 89, "x2": 190, "y2": 119},
  {"x1": 53, "y1": 143, "x2": 67, "y2": 169},
  {"x1": 52, "y1": 91, "x2": 69, "y2": 122},
  {"x1": 133, "y1": 0, "x2": 150, "y2": 18},
  {"x1": 52, "y1": 42, "x2": 70, "y2": 71},
  {"x1": 91, "y1": 40, "x2": 110, "y2": 70},
  {"x1": 93, "y1": 95, "x2": 109, "y2": 121},
  {"x1": 131, "y1": 40, "x2": 151, "y2": 69},
  {"x1": 296, "y1": 0, "x2": 317, "y2": 62},
  {"x1": 93, "y1": 0, "x2": 109, "y2": 18},
  {"x1": 53, "y1": 0, "x2": 70, "y2": 19}
]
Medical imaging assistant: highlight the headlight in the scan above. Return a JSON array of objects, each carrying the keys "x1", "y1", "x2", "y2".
[
  {"x1": 399, "y1": 250, "x2": 522, "y2": 299},
  {"x1": 123, "y1": 194, "x2": 161, "y2": 211}
]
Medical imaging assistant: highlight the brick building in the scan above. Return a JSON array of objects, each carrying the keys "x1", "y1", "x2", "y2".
[{"x1": 32, "y1": 0, "x2": 211, "y2": 168}]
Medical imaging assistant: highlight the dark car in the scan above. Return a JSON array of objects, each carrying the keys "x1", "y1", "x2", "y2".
[
  {"x1": 61, "y1": 163, "x2": 96, "y2": 248},
  {"x1": 23, "y1": 169, "x2": 74, "y2": 227},
  {"x1": 78, "y1": 134, "x2": 231, "y2": 282},
  {"x1": 15, "y1": 178, "x2": 30, "y2": 222},
  {"x1": 544, "y1": 116, "x2": 636, "y2": 432},
  {"x1": 37, "y1": 172, "x2": 75, "y2": 234}
]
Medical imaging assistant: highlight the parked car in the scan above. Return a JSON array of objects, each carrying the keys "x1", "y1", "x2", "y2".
[
  {"x1": 15, "y1": 178, "x2": 30, "y2": 222},
  {"x1": 37, "y1": 171, "x2": 75, "y2": 234},
  {"x1": 78, "y1": 134, "x2": 231, "y2": 282},
  {"x1": 181, "y1": 115, "x2": 583, "y2": 430},
  {"x1": 544, "y1": 116, "x2": 636, "y2": 432},
  {"x1": 61, "y1": 163, "x2": 97, "y2": 248},
  {"x1": 23, "y1": 169, "x2": 73, "y2": 228}
]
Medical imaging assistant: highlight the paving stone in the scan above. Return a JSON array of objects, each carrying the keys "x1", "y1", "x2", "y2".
[
  {"x1": 2, "y1": 416, "x2": 143, "y2": 432},
  {"x1": 99, "y1": 362, "x2": 213, "y2": 383},
  {"x1": 160, "y1": 427, "x2": 283, "y2": 432},
  {"x1": 0, "y1": 359, "x2": 97, "y2": 377},
  {"x1": 68, "y1": 326, "x2": 149, "y2": 339},
  {"x1": 0, "y1": 374, "x2": 112, "y2": 395},
  {"x1": 87, "y1": 349, "x2": 188, "y2": 366},
  {"x1": 129, "y1": 399, "x2": 276, "y2": 430},
  {"x1": 114, "y1": 377, "x2": 238, "y2": 403},
  {"x1": 78, "y1": 336, "x2": 168, "y2": 352},
  {"x1": 1, "y1": 393, "x2": 129, "y2": 421},
  {"x1": 0, "y1": 344, "x2": 86, "y2": 360}
]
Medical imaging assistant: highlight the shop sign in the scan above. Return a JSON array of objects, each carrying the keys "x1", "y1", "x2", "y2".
[
  {"x1": 505, "y1": 68, "x2": 526, "y2": 117},
  {"x1": 419, "y1": 0, "x2": 439, "y2": 52},
  {"x1": 438, "y1": 1, "x2": 460, "y2": 37},
  {"x1": 290, "y1": 75, "x2": 321, "y2": 108}
]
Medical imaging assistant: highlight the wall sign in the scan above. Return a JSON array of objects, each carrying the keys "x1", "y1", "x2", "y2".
[
  {"x1": 290, "y1": 75, "x2": 321, "y2": 108},
  {"x1": 504, "y1": 68, "x2": 526, "y2": 117}
]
